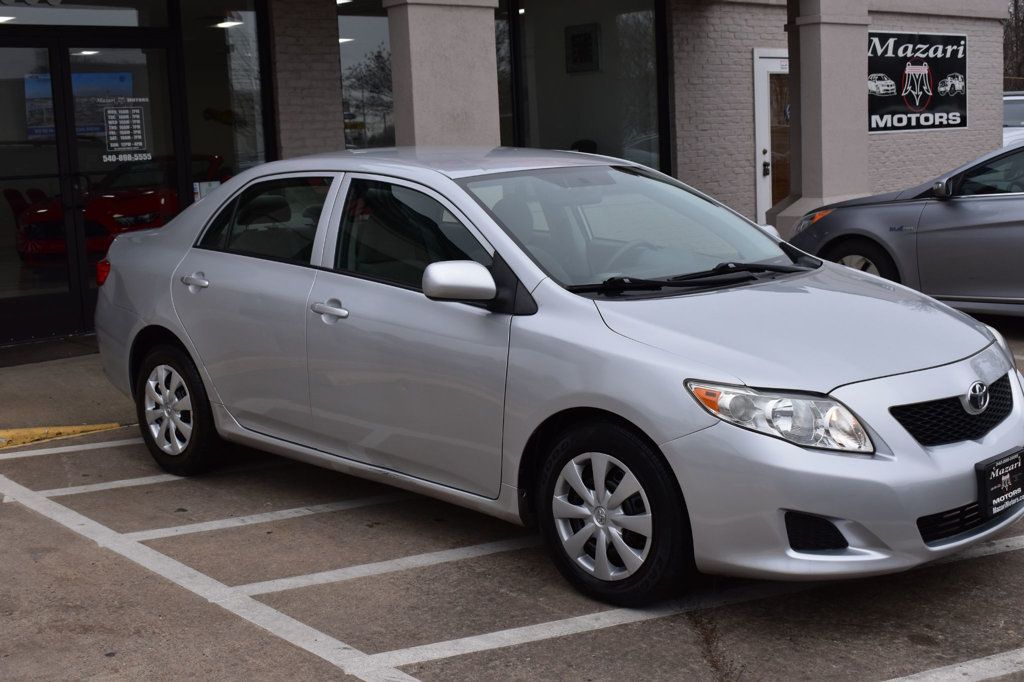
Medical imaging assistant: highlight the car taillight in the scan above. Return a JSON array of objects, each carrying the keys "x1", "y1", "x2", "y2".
[{"x1": 96, "y1": 258, "x2": 111, "y2": 286}]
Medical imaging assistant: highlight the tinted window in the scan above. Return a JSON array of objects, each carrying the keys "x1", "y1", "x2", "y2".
[
  {"x1": 199, "y1": 176, "x2": 332, "y2": 262},
  {"x1": 959, "y1": 152, "x2": 1024, "y2": 196},
  {"x1": 336, "y1": 179, "x2": 491, "y2": 288},
  {"x1": 1005, "y1": 99, "x2": 1024, "y2": 127}
]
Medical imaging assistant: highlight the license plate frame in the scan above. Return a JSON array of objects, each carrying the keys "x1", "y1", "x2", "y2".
[{"x1": 976, "y1": 450, "x2": 1024, "y2": 518}]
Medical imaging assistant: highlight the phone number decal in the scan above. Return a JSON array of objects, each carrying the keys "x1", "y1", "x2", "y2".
[{"x1": 102, "y1": 152, "x2": 153, "y2": 163}]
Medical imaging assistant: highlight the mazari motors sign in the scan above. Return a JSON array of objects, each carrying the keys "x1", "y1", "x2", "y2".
[{"x1": 868, "y1": 32, "x2": 967, "y2": 133}]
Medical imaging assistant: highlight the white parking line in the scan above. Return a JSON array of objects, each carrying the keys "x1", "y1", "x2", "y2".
[
  {"x1": 38, "y1": 473, "x2": 182, "y2": 497},
  {"x1": 236, "y1": 536, "x2": 541, "y2": 596},
  {"x1": 0, "y1": 474, "x2": 417, "y2": 682},
  {"x1": 33, "y1": 459, "x2": 286, "y2": 498},
  {"x1": 124, "y1": 493, "x2": 407, "y2": 542},
  {"x1": 354, "y1": 534, "x2": 1024, "y2": 674},
  {"x1": 0, "y1": 437, "x2": 142, "y2": 461},
  {"x1": 884, "y1": 647, "x2": 1024, "y2": 681}
]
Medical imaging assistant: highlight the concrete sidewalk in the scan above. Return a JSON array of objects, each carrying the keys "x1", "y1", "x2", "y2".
[{"x1": 0, "y1": 354, "x2": 134, "y2": 431}]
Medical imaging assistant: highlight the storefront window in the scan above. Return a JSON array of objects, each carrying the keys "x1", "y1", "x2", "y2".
[
  {"x1": 0, "y1": 0, "x2": 166, "y2": 27},
  {"x1": 182, "y1": 0, "x2": 265, "y2": 199},
  {"x1": 503, "y1": 0, "x2": 662, "y2": 170},
  {"x1": 338, "y1": 0, "x2": 394, "y2": 148}
]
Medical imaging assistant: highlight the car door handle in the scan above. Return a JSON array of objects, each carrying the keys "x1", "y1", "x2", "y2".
[
  {"x1": 180, "y1": 273, "x2": 209, "y2": 289},
  {"x1": 311, "y1": 300, "x2": 349, "y2": 319}
]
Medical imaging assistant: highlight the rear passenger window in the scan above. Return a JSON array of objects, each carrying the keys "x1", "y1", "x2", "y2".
[
  {"x1": 199, "y1": 176, "x2": 332, "y2": 263},
  {"x1": 335, "y1": 179, "x2": 491, "y2": 289}
]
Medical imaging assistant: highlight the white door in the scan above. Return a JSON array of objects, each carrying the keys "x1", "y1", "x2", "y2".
[{"x1": 753, "y1": 49, "x2": 790, "y2": 224}]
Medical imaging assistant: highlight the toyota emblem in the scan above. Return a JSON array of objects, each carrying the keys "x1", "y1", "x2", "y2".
[{"x1": 962, "y1": 381, "x2": 990, "y2": 415}]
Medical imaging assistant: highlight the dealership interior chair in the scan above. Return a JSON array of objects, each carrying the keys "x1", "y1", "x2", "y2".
[{"x1": 3, "y1": 188, "x2": 28, "y2": 220}]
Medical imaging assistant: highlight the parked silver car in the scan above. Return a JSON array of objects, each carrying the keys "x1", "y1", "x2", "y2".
[
  {"x1": 97, "y1": 148, "x2": 1024, "y2": 605},
  {"x1": 790, "y1": 142, "x2": 1024, "y2": 317}
]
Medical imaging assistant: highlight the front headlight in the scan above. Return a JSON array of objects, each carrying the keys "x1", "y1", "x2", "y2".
[
  {"x1": 687, "y1": 381, "x2": 873, "y2": 453},
  {"x1": 792, "y1": 209, "x2": 834, "y2": 235}
]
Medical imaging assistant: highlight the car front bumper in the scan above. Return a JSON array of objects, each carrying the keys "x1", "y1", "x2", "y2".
[{"x1": 662, "y1": 345, "x2": 1024, "y2": 580}]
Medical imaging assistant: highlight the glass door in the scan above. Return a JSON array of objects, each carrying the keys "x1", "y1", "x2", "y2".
[
  {"x1": 64, "y1": 45, "x2": 178, "y2": 323},
  {"x1": 0, "y1": 46, "x2": 82, "y2": 342}
]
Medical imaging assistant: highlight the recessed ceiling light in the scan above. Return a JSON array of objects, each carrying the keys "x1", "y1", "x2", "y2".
[
  {"x1": 518, "y1": 8, "x2": 525, "y2": 14},
  {"x1": 337, "y1": 0, "x2": 353, "y2": 4},
  {"x1": 74, "y1": 51, "x2": 100, "y2": 56},
  {"x1": 215, "y1": 20, "x2": 243, "y2": 28},
  {"x1": 338, "y1": 38, "x2": 354, "y2": 43},
  {"x1": 0, "y1": 16, "x2": 15, "y2": 23}
]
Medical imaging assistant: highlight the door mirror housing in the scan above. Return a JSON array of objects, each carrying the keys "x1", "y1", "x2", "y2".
[
  {"x1": 422, "y1": 260, "x2": 497, "y2": 302},
  {"x1": 759, "y1": 224, "x2": 781, "y2": 239},
  {"x1": 932, "y1": 179, "x2": 953, "y2": 199}
]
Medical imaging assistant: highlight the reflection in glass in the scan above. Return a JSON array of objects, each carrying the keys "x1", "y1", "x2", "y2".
[
  {"x1": 0, "y1": 48, "x2": 70, "y2": 302},
  {"x1": 506, "y1": 0, "x2": 660, "y2": 169},
  {"x1": 182, "y1": 0, "x2": 266, "y2": 193},
  {"x1": 68, "y1": 48, "x2": 177, "y2": 280},
  {"x1": 0, "y1": 0, "x2": 166, "y2": 27},
  {"x1": 495, "y1": 2, "x2": 514, "y2": 145},
  {"x1": 338, "y1": 0, "x2": 394, "y2": 148}
]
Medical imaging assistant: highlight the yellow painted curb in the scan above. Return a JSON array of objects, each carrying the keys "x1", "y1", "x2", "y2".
[{"x1": 0, "y1": 423, "x2": 123, "y2": 449}]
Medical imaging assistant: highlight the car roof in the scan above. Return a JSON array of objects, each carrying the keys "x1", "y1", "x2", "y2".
[{"x1": 250, "y1": 146, "x2": 633, "y2": 180}]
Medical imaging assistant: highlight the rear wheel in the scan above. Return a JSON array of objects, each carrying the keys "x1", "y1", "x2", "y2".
[
  {"x1": 823, "y1": 238, "x2": 900, "y2": 282},
  {"x1": 536, "y1": 422, "x2": 693, "y2": 605},
  {"x1": 135, "y1": 345, "x2": 220, "y2": 476}
]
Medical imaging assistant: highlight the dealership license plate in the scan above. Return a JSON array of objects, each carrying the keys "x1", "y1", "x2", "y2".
[{"x1": 977, "y1": 451, "x2": 1024, "y2": 518}]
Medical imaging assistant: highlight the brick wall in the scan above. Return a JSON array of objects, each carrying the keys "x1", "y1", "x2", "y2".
[
  {"x1": 866, "y1": 12, "x2": 1003, "y2": 194},
  {"x1": 670, "y1": 0, "x2": 788, "y2": 219},
  {"x1": 268, "y1": 0, "x2": 346, "y2": 158}
]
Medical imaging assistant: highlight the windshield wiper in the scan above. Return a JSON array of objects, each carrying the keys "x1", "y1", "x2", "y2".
[
  {"x1": 668, "y1": 261, "x2": 812, "y2": 282},
  {"x1": 566, "y1": 271, "x2": 756, "y2": 294}
]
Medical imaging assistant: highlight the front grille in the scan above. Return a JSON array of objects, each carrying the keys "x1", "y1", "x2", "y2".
[
  {"x1": 785, "y1": 511, "x2": 848, "y2": 551},
  {"x1": 890, "y1": 374, "x2": 1013, "y2": 447},
  {"x1": 917, "y1": 498, "x2": 1023, "y2": 544},
  {"x1": 917, "y1": 501, "x2": 987, "y2": 544}
]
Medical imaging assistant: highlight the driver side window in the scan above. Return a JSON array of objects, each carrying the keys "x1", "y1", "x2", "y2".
[{"x1": 959, "y1": 151, "x2": 1024, "y2": 196}]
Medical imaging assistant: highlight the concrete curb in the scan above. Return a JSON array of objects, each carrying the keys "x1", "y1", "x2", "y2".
[{"x1": 0, "y1": 423, "x2": 125, "y2": 450}]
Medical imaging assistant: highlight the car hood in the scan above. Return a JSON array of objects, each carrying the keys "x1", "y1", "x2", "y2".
[{"x1": 594, "y1": 264, "x2": 991, "y2": 393}]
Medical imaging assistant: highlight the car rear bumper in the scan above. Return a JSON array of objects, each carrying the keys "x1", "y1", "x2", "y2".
[{"x1": 662, "y1": 352, "x2": 1024, "y2": 580}]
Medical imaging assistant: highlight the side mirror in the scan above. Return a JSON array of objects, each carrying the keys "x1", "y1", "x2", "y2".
[
  {"x1": 759, "y1": 224, "x2": 781, "y2": 239},
  {"x1": 932, "y1": 179, "x2": 953, "y2": 199},
  {"x1": 422, "y1": 260, "x2": 497, "y2": 302}
]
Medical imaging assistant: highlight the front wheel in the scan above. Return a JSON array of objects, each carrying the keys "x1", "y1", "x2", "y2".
[
  {"x1": 823, "y1": 238, "x2": 900, "y2": 282},
  {"x1": 536, "y1": 422, "x2": 693, "y2": 605},
  {"x1": 135, "y1": 345, "x2": 220, "y2": 476}
]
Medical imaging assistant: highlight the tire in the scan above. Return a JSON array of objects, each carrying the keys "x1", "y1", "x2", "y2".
[
  {"x1": 134, "y1": 344, "x2": 220, "y2": 476},
  {"x1": 822, "y1": 238, "x2": 900, "y2": 282},
  {"x1": 536, "y1": 421, "x2": 693, "y2": 606}
]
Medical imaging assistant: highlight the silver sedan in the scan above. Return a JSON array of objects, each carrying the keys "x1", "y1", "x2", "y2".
[
  {"x1": 790, "y1": 143, "x2": 1024, "y2": 317},
  {"x1": 97, "y1": 148, "x2": 1024, "y2": 605}
]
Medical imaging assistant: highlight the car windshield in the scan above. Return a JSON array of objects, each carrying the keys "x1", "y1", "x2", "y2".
[
  {"x1": 460, "y1": 165, "x2": 794, "y2": 288},
  {"x1": 1005, "y1": 99, "x2": 1024, "y2": 127}
]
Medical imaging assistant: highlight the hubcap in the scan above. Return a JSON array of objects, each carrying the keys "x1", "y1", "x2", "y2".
[
  {"x1": 837, "y1": 254, "x2": 880, "y2": 276},
  {"x1": 143, "y1": 364, "x2": 193, "y2": 456},
  {"x1": 552, "y1": 452, "x2": 652, "y2": 582}
]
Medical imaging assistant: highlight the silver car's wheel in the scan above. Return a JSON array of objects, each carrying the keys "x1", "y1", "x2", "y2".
[
  {"x1": 552, "y1": 452, "x2": 653, "y2": 581},
  {"x1": 837, "y1": 254, "x2": 880, "y2": 276},
  {"x1": 144, "y1": 364, "x2": 193, "y2": 456}
]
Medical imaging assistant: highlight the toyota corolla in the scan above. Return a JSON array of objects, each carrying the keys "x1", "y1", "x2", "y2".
[{"x1": 96, "y1": 148, "x2": 1024, "y2": 605}]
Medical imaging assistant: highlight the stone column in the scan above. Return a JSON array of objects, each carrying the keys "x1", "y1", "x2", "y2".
[
  {"x1": 384, "y1": 0, "x2": 500, "y2": 146},
  {"x1": 268, "y1": 0, "x2": 347, "y2": 158},
  {"x1": 769, "y1": 0, "x2": 870, "y2": 236}
]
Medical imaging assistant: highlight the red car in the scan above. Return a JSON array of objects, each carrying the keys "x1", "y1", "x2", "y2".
[{"x1": 9, "y1": 154, "x2": 226, "y2": 262}]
